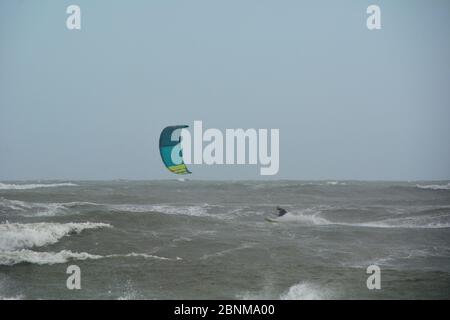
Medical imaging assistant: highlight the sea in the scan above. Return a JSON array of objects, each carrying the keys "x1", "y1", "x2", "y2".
[{"x1": 0, "y1": 180, "x2": 449, "y2": 300}]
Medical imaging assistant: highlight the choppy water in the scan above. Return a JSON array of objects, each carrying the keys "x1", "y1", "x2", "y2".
[{"x1": 0, "y1": 180, "x2": 449, "y2": 300}]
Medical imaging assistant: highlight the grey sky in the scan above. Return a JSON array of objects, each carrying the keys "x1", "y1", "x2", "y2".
[{"x1": 1, "y1": 0, "x2": 449, "y2": 180}]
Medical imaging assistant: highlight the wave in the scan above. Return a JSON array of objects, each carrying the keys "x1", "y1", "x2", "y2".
[
  {"x1": 0, "y1": 196, "x2": 250, "y2": 220},
  {"x1": 0, "y1": 198, "x2": 70, "y2": 217},
  {"x1": 0, "y1": 249, "x2": 182, "y2": 266},
  {"x1": 280, "y1": 282, "x2": 334, "y2": 300},
  {"x1": 278, "y1": 208, "x2": 450, "y2": 229},
  {"x1": 0, "y1": 198, "x2": 105, "y2": 217},
  {"x1": 0, "y1": 197, "x2": 218, "y2": 218},
  {"x1": 277, "y1": 208, "x2": 330, "y2": 225},
  {"x1": 0, "y1": 249, "x2": 103, "y2": 266},
  {"x1": 0, "y1": 182, "x2": 78, "y2": 190},
  {"x1": 347, "y1": 246, "x2": 450, "y2": 270},
  {"x1": 350, "y1": 215, "x2": 450, "y2": 229},
  {"x1": 326, "y1": 181, "x2": 346, "y2": 186},
  {"x1": 0, "y1": 198, "x2": 102, "y2": 217},
  {"x1": 0, "y1": 222, "x2": 111, "y2": 251},
  {"x1": 108, "y1": 204, "x2": 210, "y2": 217},
  {"x1": 238, "y1": 281, "x2": 334, "y2": 300},
  {"x1": 416, "y1": 183, "x2": 450, "y2": 190}
]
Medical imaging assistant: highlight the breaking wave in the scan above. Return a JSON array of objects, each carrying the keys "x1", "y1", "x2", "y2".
[
  {"x1": 0, "y1": 222, "x2": 111, "y2": 251},
  {"x1": 416, "y1": 183, "x2": 450, "y2": 190},
  {"x1": 0, "y1": 249, "x2": 103, "y2": 266},
  {"x1": 0, "y1": 249, "x2": 182, "y2": 266},
  {"x1": 0, "y1": 182, "x2": 78, "y2": 190},
  {"x1": 0, "y1": 197, "x2": 219, "y2": 218},
  {"x1": 0, "y1": 198, "x2": 73, "y2": 217},
  {"x1": 238, "y1": 281, "x2": 334, "y2": 300}
]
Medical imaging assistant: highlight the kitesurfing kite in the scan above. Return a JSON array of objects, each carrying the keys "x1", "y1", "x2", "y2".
[{"x1": 159, "y1": 125, "x2": 192, "y2": 175}]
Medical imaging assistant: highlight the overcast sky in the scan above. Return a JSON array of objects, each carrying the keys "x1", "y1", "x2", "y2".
[{"x1": 1, "y1": 0, "x2": 449, "y2": 180}]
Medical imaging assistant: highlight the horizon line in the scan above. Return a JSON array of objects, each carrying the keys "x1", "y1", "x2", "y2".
[{"x1": 1, "y1": 178, "x2": 450, "y2": 183}]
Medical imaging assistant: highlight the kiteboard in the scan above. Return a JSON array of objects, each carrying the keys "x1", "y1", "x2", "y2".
[{"x1": 265, "y1": 216, "x2": 279, "y2": 223}]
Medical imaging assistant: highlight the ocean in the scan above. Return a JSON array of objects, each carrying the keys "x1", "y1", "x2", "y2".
[{"x1": 0, "y1": 180, "x2": 449, "y2": 300}]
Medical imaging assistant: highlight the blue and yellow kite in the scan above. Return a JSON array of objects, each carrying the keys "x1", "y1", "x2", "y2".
[{"x1": 159, "y1": 125, "x2": 191, "y2": 175}]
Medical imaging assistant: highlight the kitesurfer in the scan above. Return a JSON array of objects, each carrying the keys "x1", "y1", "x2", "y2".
[{"x1": 276, "y1": 206, "x2": 287, "y2": 217}]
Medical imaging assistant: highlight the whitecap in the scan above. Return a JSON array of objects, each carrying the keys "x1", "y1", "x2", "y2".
[
  {"x1": 108, "y1": 204, "x2": 213, "y2": 218},
  {"x1": 0, "y1": 198, "x2": 69, "y2": 217},
  {"x1": 0, "y1": 294, "x2": 25, "y2": 300},
  {"x1": 416, "y1": 183, "x2": 450, "y2": 190},
  {"x1": 0, "y1": 182, "x2": 78, "y2": 190},
  {"x1": 0, "y1": 249, "x2": 181, "y2": 266},
  {"x1": 238, "y1": 281, "x2": 334, "y2": 300},
  {"x1": 0, "y1": 222, "x2": 112, "y2": 251},
  {"x1": 0, "y1": 249, "x2": 103, "y2": 266},
  {"x1": 326, "y1": 181, "x2": 346, "y2": 186}
]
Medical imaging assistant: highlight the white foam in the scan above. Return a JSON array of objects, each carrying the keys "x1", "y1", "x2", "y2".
[
  {"x1": 326, "y1": 181, "x2": 346, "y2": 186},
  {"x1": 280, "y1": 282, "x2": 334, "y2": 300},
  {"x1": 0, "y1": 182, "x2": 78, "y2": 190},
  {"x1": 0, "y1": 198, "x2": 224, "y2": 218},
  {"x1": 0, "y1": 294, "x2": 25, "y2": 300},
  {"x1": 416, "y1": 183, "x2": 450, "y2": 190},
  {"x1": 109, "y1": 204, "x2": 211, "y2": 217},
  {"x1": 172, "y1": 236, "x2": 193, "y2": 243},
  {"x1": 0, "y1": 222, "x2": 112, "y2": 251},
  {"x1": 351, "y1": 215, "x2": 450, "y2": 229},
  {"x1": 277, "y1": 209, "x2": 331, "y2": 225},
  {"x1": 239, "y1": 281, "x2": 334, "y2": 300},
  {"x1": 106, "y1": 252, "x2": 182, "y2": 261},
  {"x1": 0, "y1": 198, "x2": 69, "y2": 217},
  {"x1": 0, "y1": 250, "x2": 181, "y2": 266},
  {"x1": 276, "y1": 208, "x2": 450, "y2": 229},
  {"x1": 0, "y1": 198, "x2": 104, "y2": 217},
  {"x1": 0, "y1": 249, "x2": 103, "y2": 266}
]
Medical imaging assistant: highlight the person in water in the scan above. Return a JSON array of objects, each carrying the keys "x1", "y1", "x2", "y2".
[{"x1": 276, "y1": 206, "x2": 288, "y2": 217}]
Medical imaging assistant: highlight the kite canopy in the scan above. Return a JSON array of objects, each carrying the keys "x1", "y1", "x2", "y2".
[{"x1": 159, "y1": 125, "x2": 192, "y2": 175}]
